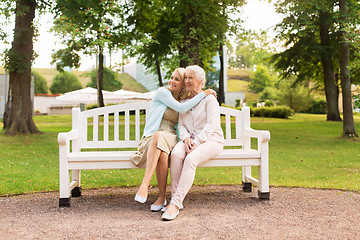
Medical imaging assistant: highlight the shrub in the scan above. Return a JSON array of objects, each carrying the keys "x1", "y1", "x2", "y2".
[
  {"x1": 264, "y1": 100, "x2": 274, "y2": 107},
  {"x1": 31, "y1": 70, "x2": 48, "y2": 94},
  {"x1": 50, "y1": 71, "x2": 82, "y2": 94},
  {"x1": 250, "y1": 106, "x2": 294, "y2": 119},
  {"x1": 302, "y1": 99, "x2": 327, "y2": 114},
  {"x1": 235, "y1": 99, "x2": 243, "y2": 107},
  {"x1": 259, "y1": 86, "x2": 277, "y2": 102},
  {"x1": 276, "y1": 81, "x2": 313, "y2": 112},
  {"x1": 222, "y1": 104, "x2": 294, "y2": 119},
  {"x1": 85, "y1": 103, "x2": 99, "y2": 110},
  {"x1": 87, "y1": 67, "x2": 123, "y2": 91}
]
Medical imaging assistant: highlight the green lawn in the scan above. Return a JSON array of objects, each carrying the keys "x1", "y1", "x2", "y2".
[
  {"x1": 0, "y1": 114, "x2": 359, "y2": 196},
  {"x1": 227, "y1": 79, "x2": 259, "y2": 102}
]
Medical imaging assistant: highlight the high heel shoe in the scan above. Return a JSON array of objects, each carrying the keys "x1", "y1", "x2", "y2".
[
  {"x1": 150, "y1": 200, "x2": 167, "y2": 212},
  {"x1": 134, "y1": 193, "x2": 147, "y2": 203}
]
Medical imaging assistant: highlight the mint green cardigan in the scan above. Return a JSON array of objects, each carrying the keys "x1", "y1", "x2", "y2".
[{"x1": 142, "y1": 87, "x2": 206, "y2": 137}]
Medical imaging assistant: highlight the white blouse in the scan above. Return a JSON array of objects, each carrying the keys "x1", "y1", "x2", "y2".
[{"x1": 178, "y1": 94, "x2": 224, "y2": 146}]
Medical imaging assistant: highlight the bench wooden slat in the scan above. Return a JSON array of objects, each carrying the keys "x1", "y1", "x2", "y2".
[
  {"x1": 225, "y1": 114, "x2": 231, "y2": 140},
  {"x1": 67, "y1": 149, "x2": 260, "y2": 162},
  {"x1": 125, "y1": 111, "x2": 130, "y2": 141},
  {"x1": 135, "y1": 109, "x2": 140, "y2": 141},
  {"x1": 93, "y1": 116, "x2": 98, "y2": 141},
  {"x1": 104, "y1": 113, "x2": 109, "y2": 141},
  {"x1": 114, "y1": 112, "x2": 119, "y2": 141}
]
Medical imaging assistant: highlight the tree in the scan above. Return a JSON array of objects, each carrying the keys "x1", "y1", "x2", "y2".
[
  {"x1": 87, "y1": 67, "x2": 122, "y2": 92},
  {"x1": 129, "y1": 0, "x2": 244, "y2": 104},
  {"x1": 276, "y1": 78, "x2": 313, "y2": 112},
  {"x1": 50, "y1": 71, "x2": 82, "y2": 94},
  {"x1": 339, "y1": 0, "x2": 358, "y2": 137},
  {"x1": 229, "y1": 31, "x2": 274, "y2": 70},
  {"x1": 52, "y1": 0, "x2": 127, "y2": 107},
  {"x1": 1, "y1": 0, "x2": 43, "y2": 134},
  {"x1": 31, "y1": 70, "x2": 48, "y2": 94},
  {"x1": 249, "y1": 65, "x2": 273, "y2": 93},
  {"x1": 272, "y1": 0, "x2": 342, "y2": 121}
]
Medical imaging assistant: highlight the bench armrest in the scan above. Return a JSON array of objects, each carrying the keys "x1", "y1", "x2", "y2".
[
  {"x1": 58, "y1": 130, "x2": 80, "y2": 145},
  {"x1": 244, "y1": 128, "x2": 271, "y2": 142}
]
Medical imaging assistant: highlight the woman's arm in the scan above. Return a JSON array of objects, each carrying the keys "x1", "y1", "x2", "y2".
[
  {"x1": 154, "y1": 88, "x2": 206, "y2": 113},
  {"x1": 177, "y1": 112, "x2": 191, "y2": 140},
  {"x1": 193, "y1": 95, "x2": 221, "y2": 146}
]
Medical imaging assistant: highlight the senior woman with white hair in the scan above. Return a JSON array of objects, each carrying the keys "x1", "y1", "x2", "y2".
[{"x1": 162, "y1": 65, "x2": 224, "y2": 221}]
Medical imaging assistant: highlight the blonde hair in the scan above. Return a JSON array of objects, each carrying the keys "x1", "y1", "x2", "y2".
[
  {"x1": 186, "y1": 65, "x2": 206, "y2": 88},
  {"x1": 175, "y1": 67, "x2": 186, "y2": 81}
]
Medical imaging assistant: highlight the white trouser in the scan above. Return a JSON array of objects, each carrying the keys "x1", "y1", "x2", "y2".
[{"x1": 170, "y1": 140, "x2": 223, "y2": 208}]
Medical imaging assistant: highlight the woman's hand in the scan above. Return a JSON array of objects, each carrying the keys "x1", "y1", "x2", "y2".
[
  {"x1": 204, "y1": 89, "x2": 217, "y2": 98},
  {"x1": 184, "y1": 137, "x2": 197, "y2": 153}
]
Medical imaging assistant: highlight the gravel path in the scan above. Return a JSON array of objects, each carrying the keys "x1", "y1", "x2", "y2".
[{"x1": 1, "y1": 186, "x2": 359, "y2": 239}]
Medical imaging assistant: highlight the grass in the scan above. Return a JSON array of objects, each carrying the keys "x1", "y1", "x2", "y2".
[
  {"x1": 1, "y1": 113, "x2": 359, "y2": 197},
  {"x1": 227, "y1": 79, "x2": 259, "y2": 102},
  {"x1": 118, "y1": 73, "x2": 148, "y2": 93}
]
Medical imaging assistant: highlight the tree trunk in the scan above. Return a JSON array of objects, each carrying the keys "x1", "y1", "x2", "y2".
[
  {"x1": 3, "y1": 0, "x2": 40, "y2": 135},
  {"x1": 218, "y1": 42, "x2": 224, "y2": 104},
  {"x1": 179, "y1": 12, "x2": 190, "y2": 68},
  {"x1": 319, "y1": 11, "x2": 342, "y2": 121},
  {"x1": 339, "y1": 0, "x2": 358, "y2": 137},
  {"x1": 179, "y1": 5, "x2": 200, "y2": 67},
  {"x1": 155, "y1": 60, "x2": 163, "y2": 87},
  {"x1": 97, "y1": 49, "x2": 105, "y2": 108}
]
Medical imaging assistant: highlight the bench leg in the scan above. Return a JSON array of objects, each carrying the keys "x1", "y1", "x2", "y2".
[
  {"x1": 72, "y1": 187, "x2": 82, "y2": 197},
  {"x1": 71, "y1": 170, "x2": 82, "y2": 197},
  {"x1": 59, "y1": 148, "x2": 71, "y2": 207},
  {"x1": 59, "y1": 198, "x2": 71, "y2": 207},
  {"x1": 258, "y1": 145, "x2": 270, "y2": 200},
  {"x1": 242, "y1": 182, "x2": 252, "y2": 192},
  {"x1": 258, "y1": 191, "x2": 270, "y2": 200},
  {"x1": 242, "y1": 166, "x2": 252, "y2": 192}
]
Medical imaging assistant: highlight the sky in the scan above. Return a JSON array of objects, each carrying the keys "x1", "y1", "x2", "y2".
[{"x1": 1, "y1": 0, "x2": 282, "y2": 70}]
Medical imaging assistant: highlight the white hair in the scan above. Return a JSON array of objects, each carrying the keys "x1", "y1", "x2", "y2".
[{"x1": 186, "y1": 65, "x2": 206, "y2": 88}]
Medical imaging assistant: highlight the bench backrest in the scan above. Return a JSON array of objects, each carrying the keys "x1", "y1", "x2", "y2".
[{"x1": 71, "y1": 102, "x2": 250, "y2": 151}]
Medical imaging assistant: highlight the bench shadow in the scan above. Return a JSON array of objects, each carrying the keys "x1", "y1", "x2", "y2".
[{"x1": 65, "y1": 185, "x2": 265, "y2": 213}]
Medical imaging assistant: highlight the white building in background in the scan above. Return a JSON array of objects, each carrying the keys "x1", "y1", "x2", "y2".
[
  {"x1": 0, "y1": 74, "x2": 35, "y2": 119},
  {"x1": 0, "y1": 73, "x2": 9, "y2": 119}
]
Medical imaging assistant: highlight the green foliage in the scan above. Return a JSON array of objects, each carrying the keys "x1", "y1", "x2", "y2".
[
  {"x1": 276, "y1": 79, "x2": 313, "y2": 113},
  {"x1": 52, "y1": 0, "x2": 127, "y2": 70},
  {"x1": 130, "y1": 0, "x2": 244, "y2": 78},
  {"x1": 354, "y1": 98, "x2": 360, "y2": 109},
  {"x1": 301, "y1": 99, "x2": 328, "y2": 114},
  {"x1": 31, "y1": 69, "x2": 48, "y2": 94},
  {"x1": 259, "y1": 87, "x2": 277, "y2": 102},
  {"x1": 86, "y1": 67, "x2": 122, "y2": 91},
  {"x1": 85, "y1": 103, "x2": 98, "y2": 110},
  {"x1": 249, "y1": 65, "x2": 273, "y2": 93},
  {"x1": 264, "y1": 100, "x2": 274, "y2": 107},
  {"x1": 250, "y1": 106, "x2": 294, "y2": 119},
  {"x1": 50, "y1": 71, "x2": 82, "y2": 94},
  {"x1": 228, "y1": 31, "x2": 274, "y2": 70}
]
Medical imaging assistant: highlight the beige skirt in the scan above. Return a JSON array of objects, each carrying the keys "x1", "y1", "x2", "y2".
[{"x1": 130, "y1": 131, "x2": 178, "y2": 167}]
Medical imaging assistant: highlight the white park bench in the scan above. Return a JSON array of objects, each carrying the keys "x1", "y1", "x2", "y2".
[{"x1": 58, "y1": 102, "x2": 270, "y2": 207}]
